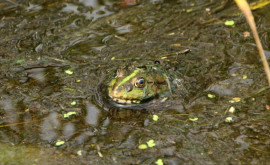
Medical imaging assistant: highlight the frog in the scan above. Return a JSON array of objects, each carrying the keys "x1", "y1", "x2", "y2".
[
  {"x1": 99, "y1": 49, "x2": 190, "y2": 109},
  {"x1": 107, "y1": 63, "x2": 173, "y2": 106}
]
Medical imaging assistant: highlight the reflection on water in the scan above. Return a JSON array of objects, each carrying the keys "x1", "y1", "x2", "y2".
[
  {"x1": 40, "y1": 112, "x2": 59, "y2": 142},
  {"x1": 85, "y1": 102, "x2": 101, "y2": 126},
  {"x1": 63, "y1": 0, "x2": 114, "y2": 21},
  {"x1": 63, "y1": 122, "x2": 76, "y2": 139},
  {"x1": 26, "y1": 68, "x2": 47, "y2": 83}
]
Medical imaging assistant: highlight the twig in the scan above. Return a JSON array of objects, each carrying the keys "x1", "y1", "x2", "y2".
[{"x1": 235, "y1": 0, "x2": 270, "y2": 85}]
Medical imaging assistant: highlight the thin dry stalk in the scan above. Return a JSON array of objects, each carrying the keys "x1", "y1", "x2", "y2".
[{"x1": 235, "y1": 0, "x2": 270, "y2": 85}]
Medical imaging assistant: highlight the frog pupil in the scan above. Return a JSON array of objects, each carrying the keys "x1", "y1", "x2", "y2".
[{"x1": 135, "y1": 77, "x2": 145, "y2": 88}]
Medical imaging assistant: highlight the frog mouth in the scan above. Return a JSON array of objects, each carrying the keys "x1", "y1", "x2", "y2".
[
  {"x1": 108, "y1": 95, "x2": 141, "y2": 104},
  {"x1": 108, "y1": 94, "x2": 156, "y2": 105}
]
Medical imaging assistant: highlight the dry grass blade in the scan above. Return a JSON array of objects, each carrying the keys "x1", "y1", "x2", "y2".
[{"x1": 235, "y1": 0, "x2": 270, "y2": 85}]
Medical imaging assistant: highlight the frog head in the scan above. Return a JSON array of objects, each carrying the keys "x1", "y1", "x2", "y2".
[{"x1": 107, "y1": 65, "x2": 171, "y2": 105}]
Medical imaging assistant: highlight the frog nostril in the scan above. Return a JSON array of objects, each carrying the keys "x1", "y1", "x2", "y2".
[
  {"x1": 154, "y1": 60, "x2": 160, "y2": 64},
  {"x1": 126, "y1": 84, "x2": 133, "y2": 92},
  {"x1": 116, "y1": 69, "x2": 125, "y2": 78}
]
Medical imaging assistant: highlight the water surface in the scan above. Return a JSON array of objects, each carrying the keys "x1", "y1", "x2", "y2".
[{"x1": 0, "y1": 0, "x2": 270, "y2": 164}]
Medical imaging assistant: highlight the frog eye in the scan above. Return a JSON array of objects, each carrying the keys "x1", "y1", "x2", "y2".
[{"x1": 134, "y1": 77, "x2": 145, "y2": 88}]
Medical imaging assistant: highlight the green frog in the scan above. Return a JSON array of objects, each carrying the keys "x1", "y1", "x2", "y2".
[
  {"x1": 107, "y1": 63, "x2": 173, "y2": 106},
  {"x1": 102, "y1": 49, "x2": 190, "y2": 109}
]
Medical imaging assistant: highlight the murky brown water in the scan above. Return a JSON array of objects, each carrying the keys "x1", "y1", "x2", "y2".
[{"x1": 0, "y1": 0, "x2": 270, "y2": 164}]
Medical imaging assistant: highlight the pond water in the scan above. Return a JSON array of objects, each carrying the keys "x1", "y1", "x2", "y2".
[{"x1": 0, "y1": 0, "x2": 270, "y2": 164}]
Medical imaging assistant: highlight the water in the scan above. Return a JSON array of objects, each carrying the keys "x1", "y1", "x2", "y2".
[{"x1": 0, "y1": 0, "x2": 270, "y2": 164}]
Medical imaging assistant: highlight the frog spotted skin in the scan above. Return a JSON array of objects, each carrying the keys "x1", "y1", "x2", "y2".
[{"x1": 107, "y1": 65, "x2": 172, "y2": 105}]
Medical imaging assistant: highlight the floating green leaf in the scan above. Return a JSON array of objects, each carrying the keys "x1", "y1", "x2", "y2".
[
  {"x1": 225, "y1": 20, "x2": 235, "y2": 26},
  {"x1": 189, "y1": 117, "x2": 198, "y2": 121},
  {"x1": 64, "y1": 87, "x2": 75, "y2": 91},
  {"x1": 207, "y1": 94, "x2": 216, "y2": 98},
  {"x1": 242, "y1": 75, "x2": 247, "y2": 79},
  {"x1": 228, "y1": 106, "x2": 235, "y2": 113},
  {"x1": 77, "y1": 150, "x2": 82, "y2": 156},
  {"x1": 65, "y1": 70, "x2": 73, "y2": 75},
  {"x1": 64, "y1": 111, "x2": 77, "y2": 118},
  {"x1": 70, "y1": 101, "x2": 76, "y2": 106},
  {"x1": 225, "y1": 117, "x2": 233, "y2": 122},
  {"x1": 16, "y1": 59, "x2": 24, "y2": 64},
  {"x1": 186, "y1": 8, "x2": 193, "y2": 13},
  {"x1": 147, "y1": 139, "x2": 156, "y2": 148},
  {"x1": 55, "y1": 140, "x2": 65, "y2": 146},
  {"x1": 155, "y1": 159, "x2": 163, "y2": 165},
  {"x1": 138, "y1": 144, "x2": 148, "y2": 149},
  {"x1": 153, "y1": 115, "x2": 159, "y2": 121}
]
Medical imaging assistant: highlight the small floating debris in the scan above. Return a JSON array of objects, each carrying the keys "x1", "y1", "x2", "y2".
[
  {"x1": 161, "y1": 97, "x2": 168, "y2": 102},
  {"x1": 77, "y1": 150, "x2": 82, "y2": 156},
  {"x1": 228, "y1": 106, "x2": 235, "y2": 113},
  {"x1": 138, "y1": 144, "x2": 148, "y2": 149},
  {"x1": 16, "y1": 59, "x2": 24, "y2": 64},
  {"x1": 64, "y1": 87, "x2": 76, "y2": 91},
  {"x1": 146, "y1": 139, "x2": 156, "y2": 148},
  {"x1": 170, "y1": 43, "x2": 181, "y2": 47},
  {"x1": 65, "y1": 70, "x2": 73, "y2": 75},
  {"x1": 114, "y1": 35, "x2": 127, "y2": 41},
  {"x1": 111, "y1": 56, "x2": 115, "y2": 60},
  {"x1": 98, "y1": 151, "x2": 103, "y2": 158},
  {"x1": 189, "y1": 117, "x2": 198, "y2": 122},
  {"x1": 155, "y1": 159, "x2": 163, "y2": 165},
  {"x1": 63, "y1": 111, "x2": 77, "y2": 118},
  {"x1": 225, "y1": 117, "x2": 233, "y2": 123},
  {"x1": 208, "y1": 94, "x2": 216, "y2": 98},
  {"x1": 242, "y1": 75, "x2": 248, "y2": 79},
  {"x1": 266, "y1": 105, "x2": 270, "y2": 110},
  {"x1": 243, "y1": 31, "x2": 250, "y2": 38},
  {"x1": 76, "y1": 79, "x2": 81, "y2": 83},
  {"x1": 229, "y1": 97, "x2": 241, "y2": 103},
  {"x1": 55, "y1": 140, "x2": 65, "y2": 146},
  {"x1": 186, "y1": 8, "x2": 193, "y2": 13},
  {"x1": 70, "y1": 101, "x2": 76, "y2": 106},
  {"x1": 225, "y1": 20, "x2": 235, "y2": 26},
  {"x1": 153, "y1": 115, "x2": 159, "y2": 121}
]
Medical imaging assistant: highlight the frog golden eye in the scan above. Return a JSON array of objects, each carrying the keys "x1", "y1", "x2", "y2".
[{"x1": 134, "y1": 77, "x2": 145, "y2": 88}]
